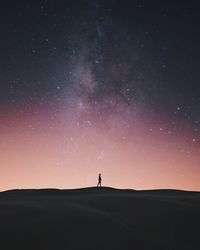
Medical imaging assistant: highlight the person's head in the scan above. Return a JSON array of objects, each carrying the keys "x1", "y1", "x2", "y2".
[{"x1": 99, "y1": 173, "x2": 101, "y2": 176}]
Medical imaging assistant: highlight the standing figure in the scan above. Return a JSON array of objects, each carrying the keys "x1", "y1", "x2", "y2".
[{"x1": 97, "y1": 173, "x2": 102, "y2": 187}]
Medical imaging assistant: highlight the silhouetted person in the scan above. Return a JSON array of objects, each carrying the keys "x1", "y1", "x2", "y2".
[{"x1": 97, "y1": 173, "x2": 102, "y2": 187}]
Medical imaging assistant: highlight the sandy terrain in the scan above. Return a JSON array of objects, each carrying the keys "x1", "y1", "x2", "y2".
[{"x1": 0, "y1": 187, "x2": 200, "y2": 249}]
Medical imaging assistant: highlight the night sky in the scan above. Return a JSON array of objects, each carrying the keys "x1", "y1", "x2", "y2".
[{"x1": 0, "y1": 0, "x2": 200, "y2": 190}]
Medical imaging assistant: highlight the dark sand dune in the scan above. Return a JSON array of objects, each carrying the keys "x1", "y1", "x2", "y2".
[{"x1": 0, "y1": 187, "x2": 200, "y2": 250}]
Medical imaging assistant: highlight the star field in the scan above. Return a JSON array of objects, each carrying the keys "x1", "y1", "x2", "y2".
[{"x1": 0, "y1": 0, "x2": 200, "y2": 190}]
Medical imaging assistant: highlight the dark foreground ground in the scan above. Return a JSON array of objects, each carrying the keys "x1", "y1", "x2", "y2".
[{"x1": 0, "y1": 187, "x2": 200, "y2": 250}]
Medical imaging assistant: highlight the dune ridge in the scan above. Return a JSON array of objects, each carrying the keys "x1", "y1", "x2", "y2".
[{"x1": 0, "y1": 187, "x2": 199, "y2": 250}]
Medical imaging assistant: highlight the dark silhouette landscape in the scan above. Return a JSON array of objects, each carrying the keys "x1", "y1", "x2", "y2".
[{"x1": 0, "y1": 187, "x2": 200, "y2": 250}]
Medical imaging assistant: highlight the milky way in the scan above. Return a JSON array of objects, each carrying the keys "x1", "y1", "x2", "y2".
[{"x1": 0, "y1": 1, "x2": 200, "y2": 190}]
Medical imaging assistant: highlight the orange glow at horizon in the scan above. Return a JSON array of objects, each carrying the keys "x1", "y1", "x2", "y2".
[{"x1": 0, "y1": 103, "x2": 200, "y2": 192}]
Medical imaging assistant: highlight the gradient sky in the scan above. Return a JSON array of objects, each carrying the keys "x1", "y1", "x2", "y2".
[{"x1": 0, "y1": 0, "x2": 200, "y2": 191}]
